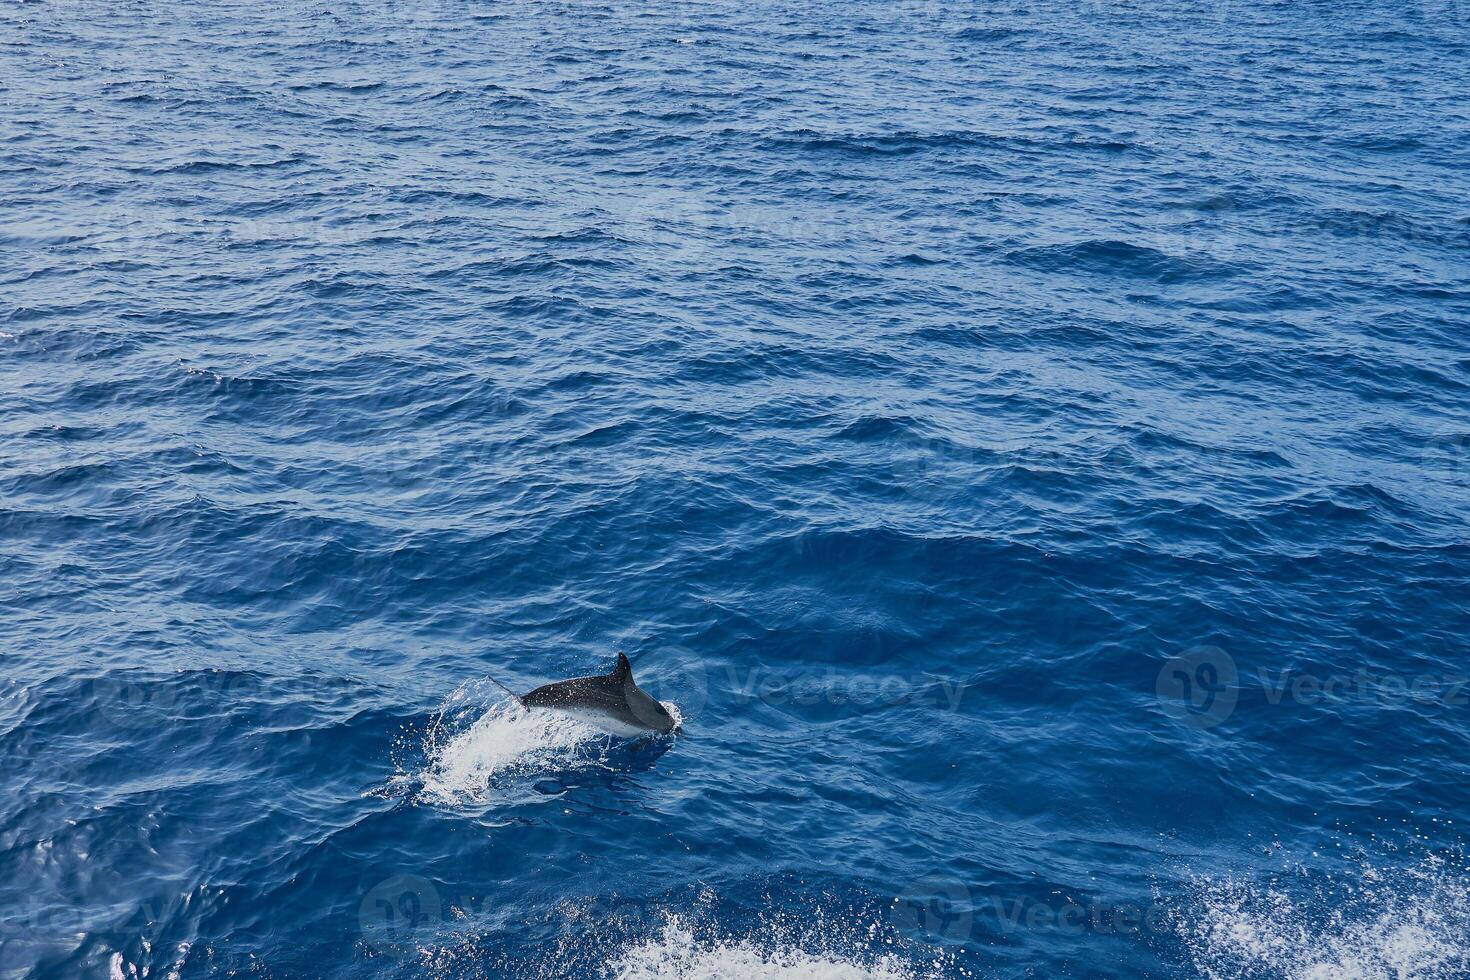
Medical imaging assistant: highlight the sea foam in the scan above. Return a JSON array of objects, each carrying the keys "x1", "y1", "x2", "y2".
[
  {"x1": 608, "y1": 915, "x2": 947, "y2": 980},
  {"x1": 1176, "y1": 855, "x2": 1470, "y2": 980}
]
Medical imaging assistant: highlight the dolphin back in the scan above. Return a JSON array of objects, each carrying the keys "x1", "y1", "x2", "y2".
[
  {"x1": 520, "y1": 674, "x2": 619, "y2": 710},
  {"x1": 518, "y1": 654, "x2": 676, "y2": 733}
]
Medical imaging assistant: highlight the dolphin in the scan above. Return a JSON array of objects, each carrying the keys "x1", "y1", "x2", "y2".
[{"x1": 516, "y1": 653, "x2": 678, "y2": 736}]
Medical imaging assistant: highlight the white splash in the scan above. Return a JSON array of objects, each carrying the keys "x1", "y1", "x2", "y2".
[
  {"x1": 398, "y1": 674, "x2": 685, "y2": 809},
  {"x1": 609, "y1": 916, "x2": 943, "y2": 980},
  {"x1": 1177, "y1": 856, "x2": 1470, "y2": 980},
  {"x1": 416, "y1": 695, "x2": 607, "y2": 807}
]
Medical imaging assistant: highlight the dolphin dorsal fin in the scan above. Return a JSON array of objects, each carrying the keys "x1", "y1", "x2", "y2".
[{"x1": 611, "y1": 652, "x2": 632, "y2": 681}]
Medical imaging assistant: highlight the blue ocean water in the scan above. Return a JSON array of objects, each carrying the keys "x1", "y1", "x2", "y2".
[{"x1": 3, "y1": 0, "x2": 1470, "y2": 976}]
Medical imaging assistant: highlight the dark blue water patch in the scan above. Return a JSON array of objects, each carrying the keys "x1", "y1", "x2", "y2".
[
  {"x1": 1004, "y1": 240, "x2": 1244, "y2": 285},
  {"x1": 952, "y1": 26, "x2": 1028, "y2": 43}
]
